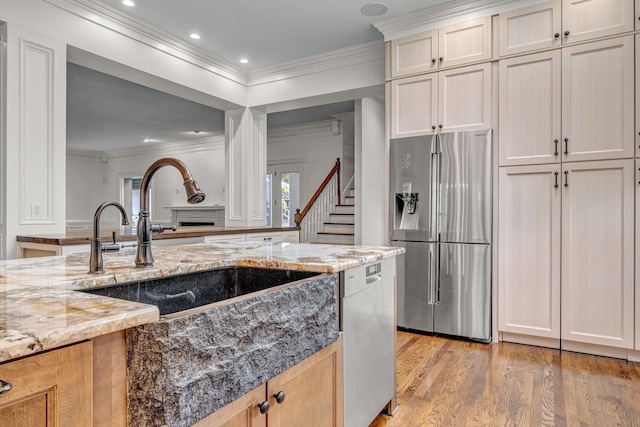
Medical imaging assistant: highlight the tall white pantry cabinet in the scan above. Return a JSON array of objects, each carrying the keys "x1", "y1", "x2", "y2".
[
  {"x1": 387, "y1": 0, "x2": 638, "y2": 358},
  {"x1": 497, "y1": 0, "x2": 637, "y2": 357}
]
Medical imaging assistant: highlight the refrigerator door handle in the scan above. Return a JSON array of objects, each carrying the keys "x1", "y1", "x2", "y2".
[
  {"x1": 434, "y1": 244, "x2": 441, "y2": 305},
  {"x1": 428, "y1": 245, "x2": 438, "y2": 305}
]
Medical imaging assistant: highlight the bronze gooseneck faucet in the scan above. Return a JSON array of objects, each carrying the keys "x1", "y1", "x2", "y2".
[
  {"x1": 89, "y1": 201, "x2": 129, "y2": 274},
  {"x1": 136, "y1": 157, "x2": 206, "y2": 268}
]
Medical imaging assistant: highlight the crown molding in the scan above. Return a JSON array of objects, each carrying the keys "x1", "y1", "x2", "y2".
[
  {"x1": 268, "y1": 120, "x2": 341, "y2": 142},
  {"x1": 248, "y1": 41, "x2": 385, "y2": 86},
  {"x1": 42, "y1": 0, "x2": 248, "y2": 84},
  {"x1": 68, "y1": 135, "x2": 225, "y2": 160},
  {"x1": 373, "y1": 0, "x2": 545, "y2": 41}
]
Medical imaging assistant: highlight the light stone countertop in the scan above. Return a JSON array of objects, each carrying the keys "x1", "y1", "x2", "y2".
[{"x1": 0, "y1": 242, "x2": 403, "y2": 363}]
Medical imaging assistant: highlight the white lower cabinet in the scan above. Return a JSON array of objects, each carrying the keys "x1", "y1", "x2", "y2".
[
  {"x1": 561, "y1": 160, "x2": 634, "y2": 350},
  {"x1": 499, "y1": 160, "x2": 635, "y2": 352},
  {"x1": 498, "y1": 164, "x2": 561, "y2": 343},
  {"x1": 636, "y1": 159, "x2": 640, "y2": 351}
]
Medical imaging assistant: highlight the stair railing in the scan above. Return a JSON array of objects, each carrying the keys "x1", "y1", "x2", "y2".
[{"x1": 294, "y1": 158, "x2": 341, "y2": 243}]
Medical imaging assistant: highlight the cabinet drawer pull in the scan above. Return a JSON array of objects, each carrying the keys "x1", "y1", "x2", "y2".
[
  {"x1": 564, "y1": 170, "x2": 569, "y2": 187},
  {"x1": 263, "y1": 237, "x2": 273, "y2": 241},
  {"x1": 274, "y1": 390, "x2": 286, "y2": 404},
  {"x1": 564, "y1": 137, "x2": 569, "y2": 155},
  {"x1": 554, "y1": 171, "x2": 559, "y2": 188},
  {"x1": 257, "y1": 400, "x2": 270, "y2": 414},
  {"x1": 554, "y1": 139, "x2": 559, "y2": 156},
  {"x1": 0, "y1": 379, "x2": 12, "y2": 394}
]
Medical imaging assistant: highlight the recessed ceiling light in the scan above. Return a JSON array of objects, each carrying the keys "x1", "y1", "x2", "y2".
[
  {"x1": 361, "y1": 2, "x2": 389, "y2": 17},
  {"x1": 143, "y1": 138, "x2": 151, "y2": 143},
  {"x1": 122, "y1": 0, "x2": 135, "y2": 6},
  {"x1": 240, "y1": 58, "x2": 249, "y2": 64},
  {"x1": 190, "y1": 33, "x2": 201, "y2": 40}
]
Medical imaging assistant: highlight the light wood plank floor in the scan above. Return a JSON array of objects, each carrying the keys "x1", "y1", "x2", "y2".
[{"x1": 370, "y1": 331, "x2": 640, "y2": 427}]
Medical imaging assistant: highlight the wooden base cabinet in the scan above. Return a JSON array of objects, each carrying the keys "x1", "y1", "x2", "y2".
[
  {"x1": 0, "y1": 342, "x2": 93, "y2": 427},
  {"x1": 196, "y1": 336, "x2": 343, "y2": 427}
]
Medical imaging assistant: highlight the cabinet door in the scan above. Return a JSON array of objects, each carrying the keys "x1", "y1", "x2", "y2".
[
  {"x1": 0, "y1": 342, "x2": 93, "y2": 427},
  {"x1": 438, "y1": 63, "x2": 491, "y2": 132},
  {"x1": 499, "y1": 0, "x2": 561, "y2": 56},
  {"x1": 390, "y1": 30, "x2": 438, "y2": 77},
  {"x1": 498, "y1": 165, "x2": 561, "y2": 340},
  {"x1": 192, "y1": 385, "x2": 267, "y2": 427},
  {"x1": 637, "y1": 0, "x2": 640, "y2": 30},
  {"x1": 561, "y1": 160, "x2": 634, "y2": 349},
  {"x1": 390, "y1": 73, "x2": 438, "y2": 138},
  {"x1": 438, "y1": 17, "x2": 492, "y2": 68},
  {"x1": 562, "y1": 36, "x2": 634, "y2": 162},
  {"x1": 266, "y1": 336, "x2": 343, "y2": 427},
  {"x1": 245, "y1": 232, "x2": 284, "y2": 244},
  {"x1": 562, "y1": 0, "x2": 634, "y2": 44},
  {"x1": 499, "y1": 50, "x2": 561, "y2": 166}
]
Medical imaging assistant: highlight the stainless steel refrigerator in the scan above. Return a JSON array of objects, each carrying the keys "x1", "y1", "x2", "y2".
[{"x1": 390, "y1": 129, "x2": 492, "y2": 342}]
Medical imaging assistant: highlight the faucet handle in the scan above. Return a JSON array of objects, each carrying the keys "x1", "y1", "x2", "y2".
[
  {"x1": 102, "y1": 231, "x2": 120, "y2": 252},
  {"x1": 150, "y1": 224, "x2": 177, "y2": 234}
]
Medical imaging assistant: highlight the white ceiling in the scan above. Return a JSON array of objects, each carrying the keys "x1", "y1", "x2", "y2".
[{"x1": 68, "y1": 0, "x2": 453, "y2": 152}]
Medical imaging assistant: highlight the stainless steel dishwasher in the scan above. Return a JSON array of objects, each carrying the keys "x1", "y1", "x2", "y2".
[{"x1": 341, "y1": 257, "x2": 396, "y2": 427}]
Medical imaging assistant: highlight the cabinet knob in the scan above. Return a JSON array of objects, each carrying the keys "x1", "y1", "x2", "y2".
[
  {"x1": 274, "y1": 391, "x2": 286, "y2": 404},
  {"x1": 439, "y1": 57, "x2": 443, "y2": 62},
  {"x1": 554, "y1": 33, "x2": 560, "y2": 38},
  {"x1": 0, "y1": 379, "x2": 12, "y2": 395},
  {"x1": 257, "y1": 400, "x2": 270, "y2": 414},
  {"x1": 438, "y1": 124, "x2": 443, "y2": 129},
  {"x1": 431, "y1": 58, "x2": 436, "y2": 63},
  {"x1": 564, "y1": 30, "x2": 570, "y2": 36},
  {"x1": 431, "y1": 125, "x2": 436, "y2": 130}
]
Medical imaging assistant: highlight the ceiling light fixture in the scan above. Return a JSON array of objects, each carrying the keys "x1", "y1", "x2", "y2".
[
  {"x1": 122, "y1": 0, "x2": 135, "y2": 6},
  {"x1": 240, "y1": 58, "x2": 249, "y2": 64},
  {"x1": 361, "y1": 2, "x2": 389, "y2": 17},
  {"x1": 143, "y1": 138, "x2": 151, "y2": 143},
  {"x1": 190, "y1": 33, "x2": 201, "y2": 40}
]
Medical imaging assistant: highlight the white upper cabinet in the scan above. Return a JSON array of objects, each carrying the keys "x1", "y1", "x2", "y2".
[
  {"x1": 498, "y1": 164, "x2": 561, "y2": 341},
  {"x1": 561, "y1": 159, "x2": 634, "y2": 349},
  {"x1": 390, "y1": 73, "x2": 438, "y2": 138},
  {"x1": 391, "y1": 62, "x2": 491, "y2": 137},
  {"x1": 499, "y1": 50, "x2": 561, "y2": 166},
  {"x1": 438, "y1": 63, "x2": 491, "y2": 132},
  {"x1": 390, "y1": 17, "x2": 491, "y2": 78},
  {"x1": 562, "y1": 0, "x2": 634, "y2": 44},
  {"x1": 562, "y1": 36, "x2": 634, "y2": 162},
  {"x1": 637, "y1": 0, "x2": 640, "y2": 30},
  {"x1": 438, "y1": 17, "x2": 492, "y2": 68},
  {"x1": 390, "y1": 30, "x2": 438, "y2": 78},
  {"x1": 499, "y1": 0, "x2": 561, "y2": 56}
]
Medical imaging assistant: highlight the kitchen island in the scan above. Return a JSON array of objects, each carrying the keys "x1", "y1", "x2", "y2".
[
  {"x1": 0, "y1": 241, "x2": 402, "y2": 426},
  {"x1": 16, "y1": 225, "x2": 300, "y2": 258}
]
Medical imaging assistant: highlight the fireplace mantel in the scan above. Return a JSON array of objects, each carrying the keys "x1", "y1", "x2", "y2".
[{"x1": 168, "y1": 206, "x2": 225, "y2": 227}]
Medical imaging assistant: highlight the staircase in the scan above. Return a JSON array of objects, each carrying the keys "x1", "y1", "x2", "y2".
[{"x1": 315, "y1": 188, "x2": 355, "y2": 245}]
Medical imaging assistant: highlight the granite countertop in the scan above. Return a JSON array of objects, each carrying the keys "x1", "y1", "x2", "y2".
[
  {"x1": 16, "y1": 225, "x2": 300, "y2": 245},
  {"x1": 0, "y1": 242, "x2": 403, "y2": 363}
]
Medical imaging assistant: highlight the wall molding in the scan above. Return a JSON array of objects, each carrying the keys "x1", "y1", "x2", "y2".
[
  {"x1": 71, "y1": 135, "x2": 226, "y2": 161},
  {"x1": 373, "y1": 0, "x2": 545, "y2": 41},
  {"x1": 268, "y1": 120, "x2": 341, "y2": 142}
]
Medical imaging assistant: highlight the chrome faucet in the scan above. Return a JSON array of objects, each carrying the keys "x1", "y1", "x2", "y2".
[
  {"x1": 136, "y1": 158, "x2": 206, "y2": 268},
  {"x1": 89, "y1": 201, "x2": 130, "y2": 274}
]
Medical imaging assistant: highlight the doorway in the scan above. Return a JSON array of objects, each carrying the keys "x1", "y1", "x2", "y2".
[{"x1": 266, "y1": 162, "x2": 306, "y2": 227}]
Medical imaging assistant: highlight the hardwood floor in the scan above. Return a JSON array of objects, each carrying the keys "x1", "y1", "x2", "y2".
[{"x1": 370, "y1": 331, "x2": 640, "y2": 427}]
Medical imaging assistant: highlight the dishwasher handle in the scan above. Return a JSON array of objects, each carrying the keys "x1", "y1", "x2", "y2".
[{"x1": 366, "y1": 274, "x2": 382, "y2": 285}]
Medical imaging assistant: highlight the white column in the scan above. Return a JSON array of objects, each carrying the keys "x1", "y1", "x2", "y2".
[
  {"x1": 355, "y1": 96, "x2": 386, "y2": 246},
  {"x1": 225, "y1": 108, "x2": 267, "y2": 227},
  {"x1": 1, "y1": 23, "x2": 67, "y2": 259}
]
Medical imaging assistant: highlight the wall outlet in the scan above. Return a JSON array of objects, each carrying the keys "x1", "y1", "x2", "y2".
[{"x1": 31, "y1": 202, "x2": 43, "y2": 219}]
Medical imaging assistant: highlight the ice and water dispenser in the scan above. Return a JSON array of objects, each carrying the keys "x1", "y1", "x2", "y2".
[{"x1": 394, "y1": 183, "x2": 419, "y2": 231}]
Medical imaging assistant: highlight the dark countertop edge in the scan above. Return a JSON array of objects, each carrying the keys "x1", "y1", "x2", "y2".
[{"x1": 16, "y1": 226, "x2": 301, "y2": 246}]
